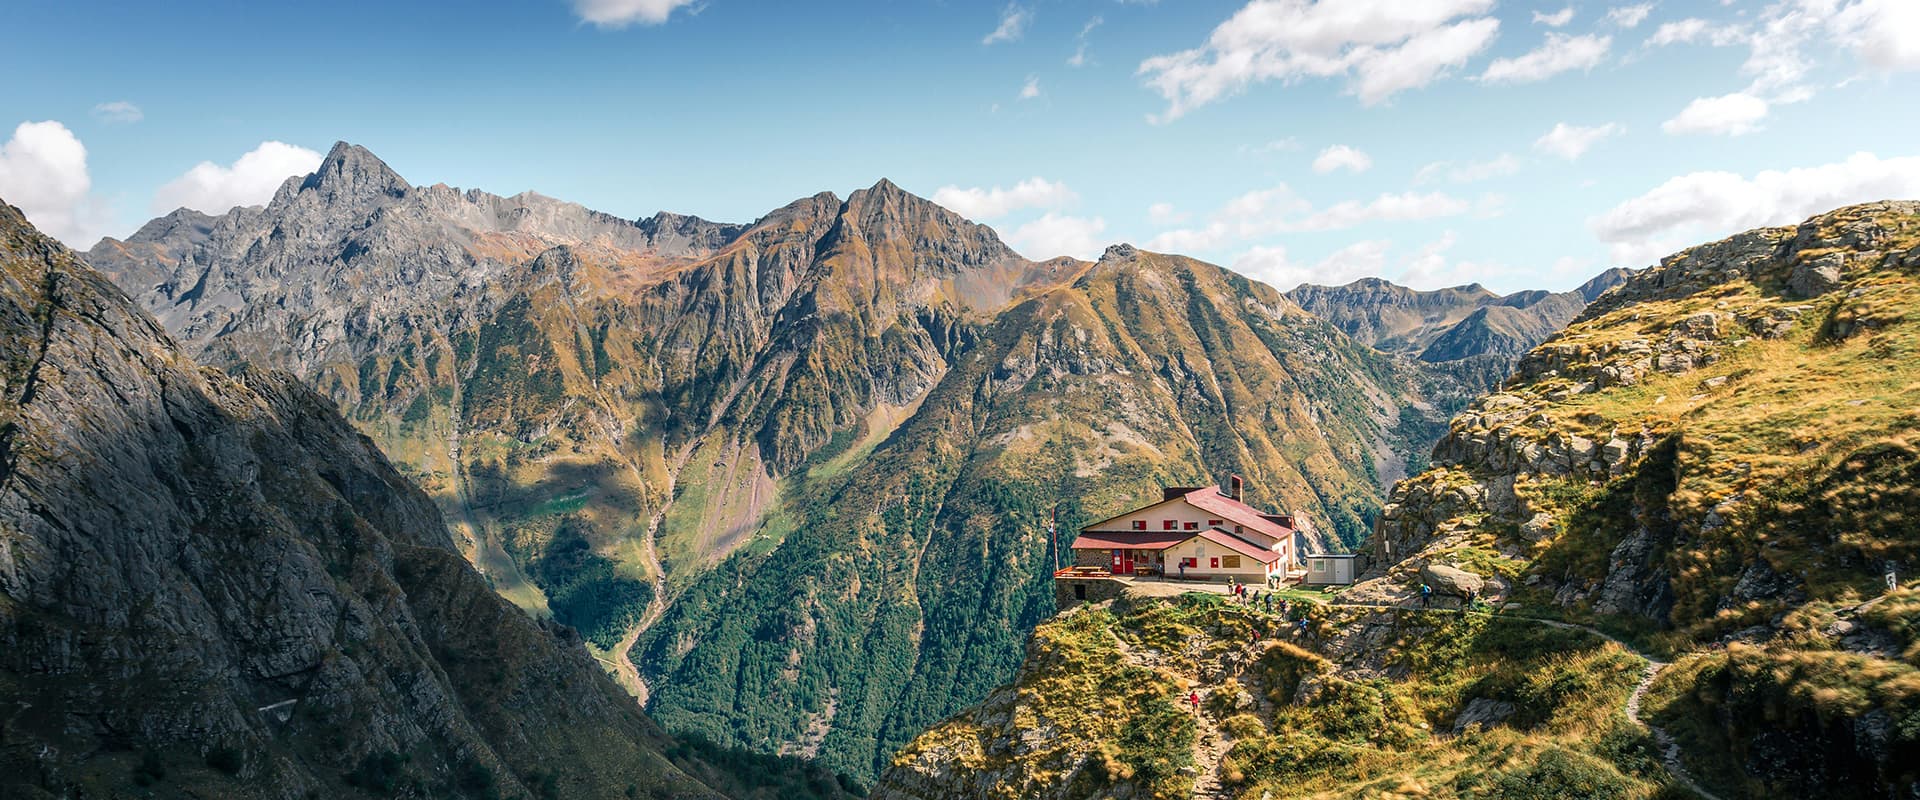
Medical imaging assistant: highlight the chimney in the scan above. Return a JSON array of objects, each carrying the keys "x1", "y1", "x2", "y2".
[{"x1": 1228, "y1": 474, "x2": 1243, "y2": 501}]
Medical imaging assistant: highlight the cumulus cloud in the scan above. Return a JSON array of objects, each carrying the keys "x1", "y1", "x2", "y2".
[
  {"x1": 1533, "y1": 122, "x2": 1623, "y2": 160},
  {"x1": 1414, "y1": 153, "x2": 1522, "y2": 184},
  {"x1": 1661, "y1": 92, "x2": 1768, "y2": 136},
  {"x1": 1232, "y1": 240, "x2": 1389, "y2": 290},
  {"x1": 571, "y1": 0, "x2": 697, "y2": 27},
  {"x1": 0, "y1": 121, "x2": 114, "y2": 246},
  {"x1": 1479, "y1": 33, "x2": 1610, "y2": 83},
  {"x1": 151, "y1": 141, "x2": 323, "y2": 215},
  {"x1": 1311, "y1": 144, "x2": 1372, "y2": 174},
  {"x1": 1007, "y1": 213, "x2": 1107, "y2": 260},
  {"x1": 1605, "y1": 4, "x2": 1652, "y2": 28},
  {"x1": 1533, "y1": 7, "x2": 1574, "y2": 27},
  {"x1": 1019, "y1": 75, "x2": 1042, "y2": 100},
  {"x1": 1137, "y1": 0, "x2": 1499, "y2": 120},
  {"x1": 1645, "y1": 1, "x2": 1920, "y2": 120},
  {"x1": 1590, "y1": 151, "x2": 1920, "y2": 264},
  {"x1": 91, "y1": 101, "x2": 143, "y2": 124},
  {"x1": 1828, "y1": 0, "x2": 1920, "y2": 71},
  {"x1": 932, "y1": 177, "x2": 1077, "y2": 220},
  {"x1": 983, "y1": 4, "x2": 1030, "y2": 45}
]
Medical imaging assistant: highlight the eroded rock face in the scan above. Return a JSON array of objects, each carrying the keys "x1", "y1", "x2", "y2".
[
  {"x1": 0, "y1": 200, "x2": 718, "y2": 798},
  {"x1": 1347, "y1": 200, "x2": 1920, "y2": 632}
]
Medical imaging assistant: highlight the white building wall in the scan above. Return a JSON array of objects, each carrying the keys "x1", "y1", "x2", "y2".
[
  {"x1": 1093, "y1": 497, "x2": 1294, "y2": 570},
  {"x1": 1166, "y1": 537, "x2": 1275, "y2": 581}
]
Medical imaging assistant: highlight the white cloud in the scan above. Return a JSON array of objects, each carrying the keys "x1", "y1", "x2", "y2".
[
  {"x1": 151, "y1": 141, "x2": 323, "y2": 215},
  {"x1": 1649, "y1": 18, "x2": 1706, "y2": 46},
  {"x1": 1661, "y1": 92, "x2": 1768, "y2": 136},
  {"x1": 1311, "y1": 144, "x2": 1372, "y2": 174},
  {"x1": 1645, "y1": 1, "x2": 1920, "y2": 120},
  {"x1": 91, "y1": 101, "x2": 143, "y2": 124},
  {"x1": 1533, "y1": 121, "x2": 1623, "y2": 160},
  {"x1": 1414, "y1": 153, "x2": 1521, "y2": 184},
  {"x1": 1605, "y1": 4, "x2": 1653, "y2": 28},
  {"x1": 983, "y1": 4, "x2": 1031, "y2": 45},
  {"x1": 1007, "y1": 213, "x2": 1107, "y2": 260},
  {"x1": 1293, "y1": 191, "x2": 1471, "y2": 232},
  {"x1": 1829, "y1": 0, "x2": 1920, "y2": 71},
  {"x1": 1137, "y1": 0, "x2": 1499, "y2": 120},
  {"x1": 1147, "y1": 202, "x2": 1189, "y2": 225},
  {"x1": 1070, "y1": 16, "x2": 1103, "y2": 67},
  {"x1": 0, "y1": 121, "x2": 113, "y2": 246},
  {"x1": 1242, "y1": 137, "x2": 1301, "y2": 155},
  {"x1": 1479, "y1": 33, "x2": 1610, "y2": 83},
  {"x1": 932, "y1": 177, "x2": 1077, "y2": 220},
  {"x1": 1233, "y1": 240, "x2": 1390, "y2": 290},
  {"x1": 1144, "y1": 184, "x2": 1470, "y2": 253},
  {"x1": 1533, "y1": 7, "x2": 1574, "y2": 27},
  {"x1": 1019, "y1": 75, "x2": 1042, "y2": 100},
  {"x1": 1590, "y1": 151, "x2": 1920, "y2": 264},
  {"x1": 571, "y1": 0, "x2": 697, "y2": 27}
]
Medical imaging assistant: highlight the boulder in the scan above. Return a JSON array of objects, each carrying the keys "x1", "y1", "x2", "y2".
[
  {"x1": 1420, "y1": 563, "x2": 1486, "y2": 598},
  {"x1": 1788, "y1": 252, "x2": 1845, "y2": 298},
  {"x1": 1451, "y1": 698, "x2": 1517, "y2": 734}
]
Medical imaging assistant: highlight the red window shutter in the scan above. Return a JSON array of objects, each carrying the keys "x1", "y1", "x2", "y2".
[
  {"x1": 1210, "y1": 557, "x2": 1219, "y2": 568},
  {"x1": 1183, "y1": 522, "x2": 1197, "y2": 530},
  {"x1": 1208, "y1": 519, "x2": 1223, "y2": 526},
  {"x1": 1132, "y1": 520, "x2": 1147, "y2": 530},
  {"x1": 1164, "y1": 520, "x2": 1176, "y2": 530}
]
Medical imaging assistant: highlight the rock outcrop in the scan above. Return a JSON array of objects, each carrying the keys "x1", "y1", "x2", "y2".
[
  {"x1": 0, "y1": 199, "x2": 723, "y2": 798},
  {"x1": 1342, "y1": 200, "x2": 1920, "y2": 799}
]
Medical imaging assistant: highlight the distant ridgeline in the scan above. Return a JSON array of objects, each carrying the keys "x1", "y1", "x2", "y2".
[
  {"x1": 88, "y1": 142, "x2": 1592, "y2": 781},
  {"x1": 871, "y1": 201, "x2": 1920, "y2": 800}
]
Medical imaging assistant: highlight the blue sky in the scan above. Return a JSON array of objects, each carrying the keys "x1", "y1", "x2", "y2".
[{"x1": 1, "y1": 0, "x2": 1916, "y2": 292}]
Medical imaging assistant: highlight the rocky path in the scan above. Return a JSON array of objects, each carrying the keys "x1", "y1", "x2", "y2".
[{"x1": 1321, "y1": 600, "x2": 1724, "y2": 800}]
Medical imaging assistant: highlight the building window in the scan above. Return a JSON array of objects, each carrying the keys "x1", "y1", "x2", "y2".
[
  {"x1": 1210, "y1": 557, "x2": 1219, "y2": 568},
  {"x1": 1163, "y1": 520, "x2": 1177, "y2": 530},
  {"x1": 1234, "y1": 525, "x2": 1243, "y2": 533},
  {"x1": 1183, "y1": 521, "x2": 1198, "y2": 530},
  {"x1": 1223, "y1": 555, "x2": 1241, "y2": 568},
  {"x1": 1208, "y1": 519, "x2": 1223, "y2": 527},
  {"x1": 1313, "y1": 561, "x2": 1326, "y2": 572},
  {"x1": 1132, "y1": 520, "x2": 1147, "y2": 530},
  {"x1": 1074, "y1": 585, "x2": 1087, "y2": 600}
]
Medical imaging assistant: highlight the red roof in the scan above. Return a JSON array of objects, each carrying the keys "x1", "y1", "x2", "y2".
[
  {"x1": 1177, "y1": 528, "x2": 1282, "y2": 563},
  {"x1": 1180, "y1": 488, "x2": 1296, "y2": 545},
  {"x1": 1069, "y1": 531, "x2": 1192, "y2": 550}
]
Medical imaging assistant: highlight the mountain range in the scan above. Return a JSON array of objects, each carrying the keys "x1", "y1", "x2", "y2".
[
  {"x1": 1286, "y1": 269, "x2": 1634, "y2": 365},
  {"x1": 75, "y1": 141, "x2": 1626, "y2": 782}
]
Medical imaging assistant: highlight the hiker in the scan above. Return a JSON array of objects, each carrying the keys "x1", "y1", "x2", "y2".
[
  {"x1": 1178, "y1": 561, "x2": 1187, "y2": 580},
  {"x1": 1420, "y1": 583, "x2": 1432, "y2": 608},
  {"x1": 1296, "y1": 617, "x2": 1310, "y2": 637},
  {"x1": 1188, "y1": 690, "x2": 1201, "y2": 713}
]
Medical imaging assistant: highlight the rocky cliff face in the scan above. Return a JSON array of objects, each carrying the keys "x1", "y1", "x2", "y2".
[
  {"x1": 93, "y1": 144, "x2": 1481, "y2": 781},
  {"x1": 1346, "y1": 201, "x2": 1920, "y2": 798},
  {"x1": 1287, "y1": 269, "x2": 1633, "y2": 365},
  {"x1": 0, "y1": 200, "x2": 731, "y2": 798}
]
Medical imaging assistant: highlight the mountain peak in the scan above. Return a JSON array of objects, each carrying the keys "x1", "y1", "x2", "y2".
[{"x1": 298, "y1": 140, "x2": 410, "y2": 203}]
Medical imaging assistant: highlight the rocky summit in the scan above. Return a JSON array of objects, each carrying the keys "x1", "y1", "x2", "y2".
[
  {"x1": 87, "y1": 142, "x2": 1495, "y2": 781},
  {"x1": 0, "y1": 199, "x2": 749, "y2": 798},
  {"x1": 1288, "y1": 269, "x2": 1634, "y2": 366}
]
